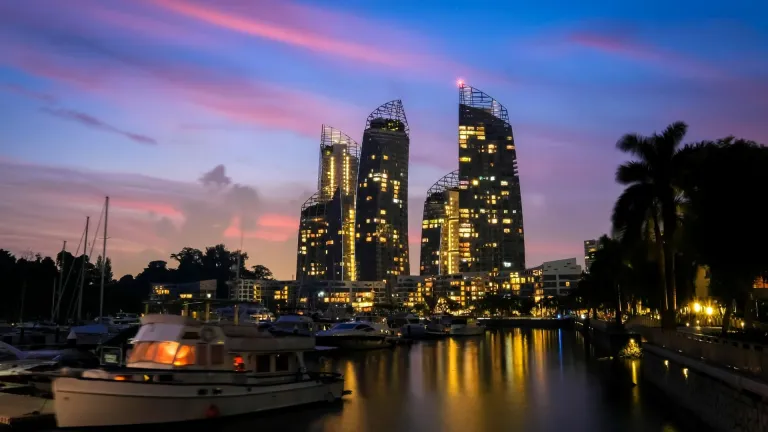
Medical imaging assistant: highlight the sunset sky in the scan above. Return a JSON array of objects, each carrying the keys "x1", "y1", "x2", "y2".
[{"x1": 1, "y1": 0, "x2": 766, "y2": 279}]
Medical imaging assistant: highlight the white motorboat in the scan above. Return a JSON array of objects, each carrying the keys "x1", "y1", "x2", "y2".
[
  {"x1": 50, "y1": 314, "x2": 348, "y2": 428},
  {"x1": 387, "y1": 313, "x2": 427, "y2": 339},
  {"x1": 427, "y1": 315, "x2": 485, "y2": 337},
  {"x1": 315, "y1": 316, "x2": 394, "y2": 350},
  {"x1": 271, "y1": 314, "x2": 316, "y2": 337},
  {"x1": 446, "y1": 317, "x2": 486, "y2": 336}
]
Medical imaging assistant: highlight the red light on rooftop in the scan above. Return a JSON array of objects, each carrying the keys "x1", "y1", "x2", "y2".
[{"x1": 457, "y1": 79, "x2": 465, "y2": 88}]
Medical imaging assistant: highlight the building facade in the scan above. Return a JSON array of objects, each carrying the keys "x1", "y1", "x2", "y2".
[
  {"x1": 419, "y1": 170, "x2": 460, "y2": 276},
  {"x1": 539, "y1": 258, "x2": 582, "y2": 297},
  {"x1": 584, "y1": 239, "x2": 598, "y2": 272},
  {"x1": 230, "y1": 279, "x2": 385, "y2": 312},
  {"x1": 296, "y1": 125, "x2": 360, "y2": 282},
  {"x1": 458, "y1": 84, "x2": 525, "y2": 273},
  {"x1": 151, "y1": 279, "x2": 217, "y2": 301},
  {"x1": 355, "y1": 100, "x2": 410, "y2": 283},
  {"x1": 393, "y1": 258, "x2": 579, "y2": 308}
]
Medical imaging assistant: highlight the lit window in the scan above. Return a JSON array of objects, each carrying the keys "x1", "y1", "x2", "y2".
[{"x1": 459, "y1": 156, "x2": 471, "y2": 162}]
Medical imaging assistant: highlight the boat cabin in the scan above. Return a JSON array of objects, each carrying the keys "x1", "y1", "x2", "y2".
[{"x1": 125, "y1": 315, "x2": 315, "y2": 375}]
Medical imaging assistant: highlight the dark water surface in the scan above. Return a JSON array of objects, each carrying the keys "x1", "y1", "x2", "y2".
[{"x1": 216, "y1": 329, "x2": 694, "y2": 432}]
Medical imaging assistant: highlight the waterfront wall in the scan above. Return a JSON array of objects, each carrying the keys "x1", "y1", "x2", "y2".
[
  {"x1": 643, "y1": 345, "x2": 768, "y2": 432},
  {"x1": 480, "y1": 317, "x2": 573, "y2": 329}
]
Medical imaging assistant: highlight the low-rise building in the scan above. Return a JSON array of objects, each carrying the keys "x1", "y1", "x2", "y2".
[
  {"x1": 539, "y1": 258, "x2": 582, "y2": 297},
  {"x1": 150, "y1": 279, "x2": 217, "y2": 301},
  {"x1": 229, "y1": 279, "x2": 385, "y2": 312}
]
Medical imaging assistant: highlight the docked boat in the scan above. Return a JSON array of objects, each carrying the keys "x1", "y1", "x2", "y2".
[
  {"x1": 447, "y1": 317, "x2": 485, "y2": 336},
  {"x1": 315, "y1": 315, "x2": 394, "y2": 350},
  {"x1": 387, "y1": 313, "x2": 427, "y2": 339},
  {"x1": 270, "y1": 314, "x2": 316, "y2": 337},
  {"x1": 49, "y1": 314, "x2": 348, "y2": 428},
  {"x1": 427, "y1": 315, "x2": 485, "y2": 337}
]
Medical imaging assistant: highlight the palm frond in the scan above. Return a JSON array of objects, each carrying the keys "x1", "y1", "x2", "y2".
[{"x1": 616, "y1": 161, "x2": 651, "y2": 185}]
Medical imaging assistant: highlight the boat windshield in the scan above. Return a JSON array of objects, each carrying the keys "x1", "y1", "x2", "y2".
[
  {"x1": 127, "y1": 341, "x2": 196, "y2": 366},
  {"x1": 332, "y1": 323, "x2": 358, "y2": 330},
  {"x1": 451, "y1": 318, "x2": 468, "y2": 325}
]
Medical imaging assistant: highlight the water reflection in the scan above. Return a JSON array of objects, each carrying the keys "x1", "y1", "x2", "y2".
[{"x1": 218, "y1": 329, "x2": 691, "y2": 432}]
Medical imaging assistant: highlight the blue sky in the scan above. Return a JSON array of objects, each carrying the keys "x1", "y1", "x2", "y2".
[{"x1": 0, "y1": 0, "x2": 766, "y2": 278}]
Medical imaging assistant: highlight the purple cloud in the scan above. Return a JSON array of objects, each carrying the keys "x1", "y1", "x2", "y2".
[{"x1": 40, "y1": 107, "x2": 158, "y2": 145}]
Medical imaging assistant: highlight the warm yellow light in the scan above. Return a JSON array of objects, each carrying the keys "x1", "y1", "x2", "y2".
[
  {"x1": 693, "y1": 303, "x2": 702, "y2": 313},
  {"x1": 705, "y1": 306, "x2": 713, "y2": 316}
]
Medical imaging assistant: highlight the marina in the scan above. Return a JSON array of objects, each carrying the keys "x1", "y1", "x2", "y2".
[{"x1": 0, "y1": 320, "x2": 703, "y2": 431}]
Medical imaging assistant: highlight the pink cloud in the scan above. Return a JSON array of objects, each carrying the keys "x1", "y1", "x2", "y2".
[
  {"x1": 151, "y1": 0, "x2": 406, "y2": 68},
  {"x1": 223, "y1": 215, "x2": 296, "y2": 243},
  {"x1": 565, "y1": 30, "x2": 724, "y2": 80},
  {"x1": 0, "y1": 39, "x2": 359, "y2": 139}
]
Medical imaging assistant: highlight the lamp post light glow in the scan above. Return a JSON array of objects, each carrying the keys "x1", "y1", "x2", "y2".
[
  {"x1": 693, "y1": 302, "x2": 702, "y2": 313},
  {"x1": 705, "y1": 306, "x2": 714, "y2": 316}
]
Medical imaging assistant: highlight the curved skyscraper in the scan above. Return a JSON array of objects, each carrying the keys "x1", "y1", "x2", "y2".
[
  {"x1": 420, "y1": 170, "x2": 460, "y2": 275},
  {"x1": 458, "y1": 84, "x2": 525, "y2": 272},
  {"x1": 296, "y1": 125, "x2": 360, "y2": 281},
  {"x1": 355, "y1": 100, "x2": 410, "y2": 282}
]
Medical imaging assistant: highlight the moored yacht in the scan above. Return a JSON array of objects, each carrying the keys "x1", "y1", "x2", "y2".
[
  {"x1": 427, "y1": 315, "x2": 485, "y2": 336},
  {"x1": 315, "y1": 315, "x2": 394, "y2": 350},
  {"x1": 49, "y1": 314, "x2": 348, "y2": 428},
  {"x1": 270, "y1": 314, "x2": 316, "y2": 337}
]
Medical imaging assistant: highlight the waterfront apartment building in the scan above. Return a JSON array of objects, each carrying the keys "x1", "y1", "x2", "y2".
[
  {"x1": 419, "y1": 170, "x2": 460, "y2": 276},
  {"x1": 230, "y1": 279, "x2": 385, "y2": 312},
  {"x1": 355, "y1": 100, "x2": 411, "y2": 283},
  {"x1": 584, "y1": 239, "x2": 599, "y2": 272},
  {"x1": 457, "y1": 84, "x2": 525, "y2": 273},
  {"x1": 538, "y1": 258, "x2": 582, "y2": 297},
  {"x1": 394, "y1": 258, "x2": 580, "y2": 308},
  {"x1": 296, "y1": 125, "x2": 360, "y2": 282}
]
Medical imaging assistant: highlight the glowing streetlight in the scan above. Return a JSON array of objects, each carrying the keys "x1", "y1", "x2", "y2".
[
  {"x1": 456, "y1": 78, "x2": 465, "y2": 88},
  {"x1": 705, "y1": 306, "x2": 713, "y2": 316},
  {"x1": 693, "y1": 302, "x2": 702, "y2": 313}
]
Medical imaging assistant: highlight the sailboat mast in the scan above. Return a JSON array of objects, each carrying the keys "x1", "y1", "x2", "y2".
[
  {"x1": 53, "y1": 240, "x2": 66, "y2": 322},
  {"x1": 99, "y1": 196, "x2": 109, "y2": 321},
  {"x1": 77, "y1": 217, "x2": 90, "y2": 323}
]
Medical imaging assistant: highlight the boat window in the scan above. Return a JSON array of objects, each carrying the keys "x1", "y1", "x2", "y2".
[
  {"x1": 275, "y1": 354, "x2": 290, "y2": 372},
  {"x1": 355, "y1": 324, "x2": 371, "y2": 330},
  {"x1": 173, "y1": 344, "x2": 195, "y2": 366},
  {"x1": 182, "y1": 332, "x2": 199, "y2": 340},
  {"x1": 333, "y1": 323, "x2": 357, "y2": 330},
  {"x1": 196, "y1": 343, "x2": 208, "y2": 366},
  {"x1": 144, "y1": 342, "x2": 159, "y2": 362},
  {"x1": 408, "y1": 318, "x2": 420, "y2": 324},
  {"x1": 451, "y1": 318, "x2": 468, "y2": 325},
  {"x1": 255, "y1": 354, "x2": 271, "y2": 372},
  {"x1": 210, "y1": 344, "x2": 224, "y2": 365},
  {"x1": 154, "y1": 342, "x2": 180, "y2": 364}
]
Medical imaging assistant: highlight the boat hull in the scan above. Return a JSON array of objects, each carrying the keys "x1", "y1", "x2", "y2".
[
  {"x1": 315, "y1": 335, "x2": 390, "y2": 350},
  {"x1": 53, "y1": 375, "x2": 345, "y2": 428}
]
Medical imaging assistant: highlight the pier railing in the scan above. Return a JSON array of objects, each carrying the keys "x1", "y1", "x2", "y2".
[{"x1": 642, "y1": 327, "x2": 768, "y2": 380}]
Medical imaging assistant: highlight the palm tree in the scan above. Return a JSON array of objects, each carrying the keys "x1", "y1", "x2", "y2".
[
  {"x1": 612, "y1": 122, "x2": 690, "y2": 327},
  {"x1": 681, "y1": 138, "x2": 768, "y2": 334}
]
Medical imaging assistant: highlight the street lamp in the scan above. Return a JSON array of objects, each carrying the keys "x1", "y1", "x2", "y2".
[
  {"x1": 693, "y1": 302, "x2": 702, "y2": 313},
  {"x1": 705, "y1": 306, "x2": 713, "y2": 316}
]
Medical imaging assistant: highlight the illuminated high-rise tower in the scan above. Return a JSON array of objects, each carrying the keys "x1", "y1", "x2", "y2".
[
  {"x1": 296, "y1": 125, "x2": 360, "y2": 281},
  {"x1": 419, "y1": 170, "x2": 460, "y2": 275},
  {"x1": 355, "y1": 100, "x2": 410, "y2": 282},
  {"x1": 458, "y1": 83, "x2": 525, "y2": 272}
]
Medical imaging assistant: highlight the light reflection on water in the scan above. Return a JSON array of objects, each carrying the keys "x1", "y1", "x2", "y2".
[{"x1": 216, "y1": 330, "x2": 691, "y2": 432}]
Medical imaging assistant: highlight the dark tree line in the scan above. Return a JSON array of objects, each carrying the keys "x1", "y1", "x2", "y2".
[
  {"x1": 572, "y1": 123, "x2": 768, "y2": 333},
  {"x1": 0, "y1": 244, "x2": 274, "y2": 322}
]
